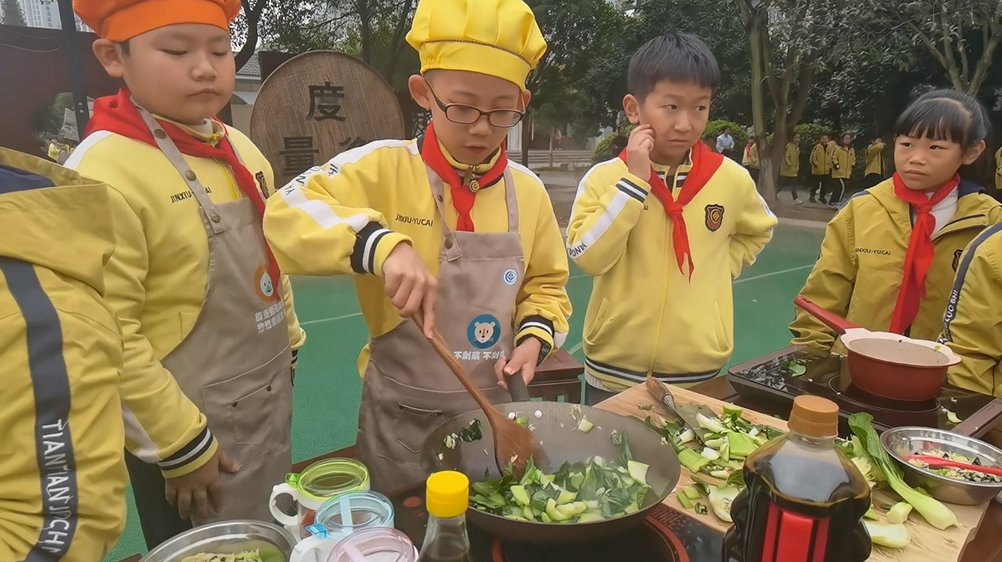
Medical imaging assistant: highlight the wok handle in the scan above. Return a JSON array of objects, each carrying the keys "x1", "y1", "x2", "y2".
[
  {"x1": 793, "y1": 296, "x2": 859, "y2": 335},
  {"x1": 411, "y1": 314, "x2": 502, "y2": 421}
]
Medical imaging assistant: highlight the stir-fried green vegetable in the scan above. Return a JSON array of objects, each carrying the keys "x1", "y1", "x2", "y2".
[
  {"x1": 848, "y1": 413, "x2": 958, "y2": 530},
  {"x1": 469, "y1": 436, "x2": 651, "y2": 523}
]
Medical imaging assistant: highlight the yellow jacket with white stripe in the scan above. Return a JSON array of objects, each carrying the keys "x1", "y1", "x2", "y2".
[
  {"x1": 781, "y1": 143, "x2": 800, "y2": 177},
  {"x1": 864, "y1": 143, "x2": 886, "y2": 176},
  {"x1": 810, "y1": 142, "x2": 832, "y2": 175},
  {"x1": 831, "y1": 145, "x2": 856, "y2": 180},
  {"x1": 567, "y1": 156, "x2": 777, "y2": 391},
  {"x1": 0, "y1": 148, "x2": 126, "y2": 562},
  {"x1": 941, "y1": 224, "x2": 1002, "y2": 397},
  {"x1": 262, "y1": 138, "x2": 571, "y2": 369},
  {"x1": 66, "y1": 122, "x2": 305, "y2": 477},
  {"x1": 791, "y1": 179, "x2": 1002, "y2": 353}
]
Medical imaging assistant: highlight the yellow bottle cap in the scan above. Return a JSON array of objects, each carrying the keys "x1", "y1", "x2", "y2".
[{"x1": 426, "y1": 471, "x2": 469, "y2": 519}]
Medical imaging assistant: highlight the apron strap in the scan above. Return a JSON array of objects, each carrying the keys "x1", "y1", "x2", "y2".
[
  {"x1": 501, "y1": 168, "x2": 518, "y2": 233},
  {"x1": 425, "y1": 165, "x2": 463, "y2": 263},
  {"x1": 134, "y1": 102, "x2": 227, "y2": 236}
]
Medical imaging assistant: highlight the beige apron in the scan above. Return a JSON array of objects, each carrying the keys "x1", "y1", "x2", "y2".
[
  {"x1": 356, "y1": 167, "x2": 525, "y2": 491},
  {"x1": 137, "y1": 106, "x2": 293, "y2": 523}
]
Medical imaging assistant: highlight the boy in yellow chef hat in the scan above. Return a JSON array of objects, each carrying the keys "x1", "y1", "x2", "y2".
[
  {"x1": 264, "y1": 0, "x2": 571, "y2": 489},
  {"x1": 69, "y1": 0, "x2": 306, "y2": 547}
]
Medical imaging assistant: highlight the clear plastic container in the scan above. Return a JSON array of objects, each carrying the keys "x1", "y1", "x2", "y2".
[
  {"x1": 290, "y1": 491, "x2": 395, "y2": 562},
  {"x1": 270, "y1": 458, "x2": 370, "y2": 538},
  {"x1": 327, "y1": 527, "x2": 417, "y2": 562}
]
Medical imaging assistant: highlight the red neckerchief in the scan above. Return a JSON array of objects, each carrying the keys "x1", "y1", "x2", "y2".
[
  {"x1": 888, "y1": 172, "x2": 960, "y2": 333},
  {"x1": 618, "y1": 141, "x2": 724, "y2": 279},
  {"x1": 85, "y1": 88, "x2": 281, "y2": 298},
  {"x1": 420, "y1": 122, "x2": 508, "y2": 232}
]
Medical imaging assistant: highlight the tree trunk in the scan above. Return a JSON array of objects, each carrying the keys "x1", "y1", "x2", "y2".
[
  {"x1": 747, "y1": 9, "x2": 775, "y2": 202},
  {"x1": 548, "y1": 128, "x2": 555, "y2": 168},
  {"x1": 234, "y1": 0, "x2": 260, "y2": 71},
  {"x1": 383, "y1": 0, "x2": 417, "y2": 82},
  {"x1": 357, "y1": 0, "x2": 373, "y2": 64}
]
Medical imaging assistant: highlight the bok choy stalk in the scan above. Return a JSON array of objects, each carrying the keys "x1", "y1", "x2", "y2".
[{"x1": 848, "y1": 413, "x2": 957, "y2": 530}]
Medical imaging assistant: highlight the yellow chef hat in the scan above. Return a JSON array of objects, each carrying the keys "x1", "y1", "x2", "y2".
[{"x1": 406, "y1": 0, "x2": 547, "y2": 91}]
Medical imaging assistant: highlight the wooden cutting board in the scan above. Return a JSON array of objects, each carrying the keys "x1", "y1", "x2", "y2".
[{"x1": 597, "y1": 384, "x2": 991, "y2": 562}]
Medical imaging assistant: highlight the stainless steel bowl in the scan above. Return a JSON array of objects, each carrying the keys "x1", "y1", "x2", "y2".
[
  {"x1": 880, "y1": 427, "x2": 1002, "y2": 505},
  {"x1": 141, "y1": 520, "x2": 296, "y2": 562}
]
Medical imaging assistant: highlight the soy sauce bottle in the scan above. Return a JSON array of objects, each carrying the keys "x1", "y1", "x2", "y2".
[
  {"x1": 722, "y1": 395, "x2": 871, "y2": 562},
  {"x1": 417, "y1": 471, "x2": 473, "y2": 562}
]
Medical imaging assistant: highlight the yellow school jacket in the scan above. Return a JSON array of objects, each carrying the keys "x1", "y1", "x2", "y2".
[
  {"x1": 741, "y1": 144, "x2": 760, "y2": 168},
  {"x1": 781, "y1": 143, "x2": 800, "y2": 177},
  {"x1": 66, "y1": 121, "x2": 305, "y2": 477},
  {"x1": 567, "y1": 155, "x2": 777, "y2": 390},
  {"x1": 810, "y1": 142, "x2": 832, "y2": 175},
  {"x1": 995, "y1": 147, "x2": 1002, "y2": 190},
  {"x1": 831, "y1": 145, "x2": 856, "y2": 180},
  {"x1": 790, "y1": 179, "x2": 1002, "y2": 353},
  {"x1": 263, "y1": 138, "x2": 571, "y2": 370},
  {"x1": 940, "y1": 224, "x2": 1002, "y2": 397},
  {"x1": 864, "y1": 143, "x2": 886, "y2": 176},
  {"x1": 0, "y1": 149, "x2": 127, "y2": 562}
]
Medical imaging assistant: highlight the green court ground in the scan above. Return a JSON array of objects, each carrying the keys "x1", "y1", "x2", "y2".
[{"x1": 104, "y1": 223, "x2": 825, "y2": 561}]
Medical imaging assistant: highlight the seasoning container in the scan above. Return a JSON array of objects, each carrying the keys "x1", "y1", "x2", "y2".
[
  {"x1": 327, "y1": 527, "x2": 417, "y2": 562},
  {"x1": 723, "y1": 395, "x2": 872, "y2": 562},
  {"x1": 269, "y1": 458, "x2": 370, "y2": 538},
  {"x1": 290, "y1": 491, "x2": 395, "y2": 562}
]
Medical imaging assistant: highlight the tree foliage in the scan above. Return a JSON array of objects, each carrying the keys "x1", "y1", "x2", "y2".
[
  {"x1": 1, "y1": 0, "x2": 26, "y2": 26},
  {"x1": 852, "y1": 0, "x2": 1002, "y2": 95}
]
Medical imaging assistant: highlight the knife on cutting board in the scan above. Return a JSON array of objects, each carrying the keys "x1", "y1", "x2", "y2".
[{"x1": 645, "y1": 378, "x2": 719, "y2": 444}]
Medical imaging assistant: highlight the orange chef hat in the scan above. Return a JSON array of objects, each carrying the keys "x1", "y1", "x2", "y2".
[{"x1": 74, "y1": 0, "x2": 242, "y2": 42}]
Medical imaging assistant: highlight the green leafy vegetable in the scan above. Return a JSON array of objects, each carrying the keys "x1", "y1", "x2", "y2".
[
  {"x1": 457, "y1": 419, "x2": 483, "y2": 442},
  {"x1": 786, "y1": 360, "x2": 807, "y2": 376},
  {"x1": 864, "y1": 520, "x2": 910, "y2": 548},
  {"x1": 469, "y1": 445, "x2": 651, "y2": 524},
  {"x1": 848, "y1": 413, "x2": 958, "y2": 530}
]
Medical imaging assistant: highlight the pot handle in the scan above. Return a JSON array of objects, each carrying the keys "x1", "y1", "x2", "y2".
[{"x1": 793, "y1": 296, "x2": 859, "y2": 335}]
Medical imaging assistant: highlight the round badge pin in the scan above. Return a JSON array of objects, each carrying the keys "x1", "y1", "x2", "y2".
[
  {"x1": 467, "y1": 314, "x2": 502, "y2": 350},
  {"x1": 503, "y1": 268, "x2": 518, "y2": 286}
]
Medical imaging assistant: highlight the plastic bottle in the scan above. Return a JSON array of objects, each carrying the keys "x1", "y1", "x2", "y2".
[
  {"x1": 722, "y1": 395, "x2": 871, "y2": 562},
  {"x1": 417, "y1": 471, "x2": 473, "y2": 562}
]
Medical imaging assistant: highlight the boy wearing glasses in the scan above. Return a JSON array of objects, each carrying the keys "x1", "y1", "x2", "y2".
[{"x1": 263, "y1": 0, "x2": 571, "y2": 489}]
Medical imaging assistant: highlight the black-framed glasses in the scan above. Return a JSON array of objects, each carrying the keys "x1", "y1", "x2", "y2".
[{"x1": 426, "y1": 81, "x2": 525, "y2": 128}]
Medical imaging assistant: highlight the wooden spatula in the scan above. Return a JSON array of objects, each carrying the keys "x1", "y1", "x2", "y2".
[{"x1": 411, "y1": 315, "x2": 541, "y2": 477}]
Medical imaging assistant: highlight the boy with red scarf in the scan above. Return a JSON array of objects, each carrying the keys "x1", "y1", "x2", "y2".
[
  {"x1": 67, "y1": 0, "x2": 305, "y2": 547},
  {"x1": 262, "y1": 0, "x2": 570, "y2": 490},
  {"x1": 567, "y1": 34, "x2": 777, "y2": 405},
  {"x1": 791, "y1": 89, "x2": 1002, "y2": 353}
]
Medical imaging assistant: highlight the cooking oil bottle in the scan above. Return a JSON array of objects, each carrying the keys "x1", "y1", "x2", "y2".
[{"x1": 723, "y1": 395, "x2": 871, "y2": 562}]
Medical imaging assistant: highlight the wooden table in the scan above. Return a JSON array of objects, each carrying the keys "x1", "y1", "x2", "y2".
[{"x1": 119, "y1": 369, "x2": 1002, "y2": 561}]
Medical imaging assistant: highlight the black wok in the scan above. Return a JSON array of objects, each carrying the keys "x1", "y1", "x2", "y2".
[{"x1": 422, "y1": 401, "x2": 681, "y2": 543}]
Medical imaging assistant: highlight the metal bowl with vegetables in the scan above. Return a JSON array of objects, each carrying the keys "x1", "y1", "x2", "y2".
[
  {"x1": 140, "y1": 521, "x2": 295, "y2": 562},
  {"x1": 880, "y1": 427, "x2": 1002, "y2": 505},
  {"x1": 421, "y1": 401, "x2": 681, "y2": 543}
]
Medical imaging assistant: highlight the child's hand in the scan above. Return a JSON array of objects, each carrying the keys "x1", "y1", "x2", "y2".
[
  {"x1": 626, "y1": 124, "x2": 655, "y2": 180},
  {"x1": 165, "y1": 449, "x2": 239, "y2": 521},
  {"x1": 382, "y1": 242, "x2": 437, "y2": 337},
  {"x1": 494, "y1": 338, "x2": 543, "y2": 390}
]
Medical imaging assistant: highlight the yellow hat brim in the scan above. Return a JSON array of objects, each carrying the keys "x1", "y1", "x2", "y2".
[{"x1": 419, "y1": 41, "x2": 533, "y2": 91}]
